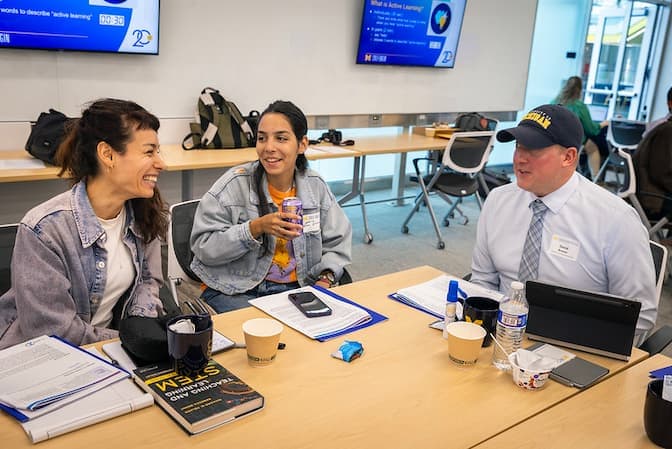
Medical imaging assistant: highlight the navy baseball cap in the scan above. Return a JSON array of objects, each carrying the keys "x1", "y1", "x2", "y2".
[{"x1": 496, "y1": 104, "x2": 583, "y2": 150}]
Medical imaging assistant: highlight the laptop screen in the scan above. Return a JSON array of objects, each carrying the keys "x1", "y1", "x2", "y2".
[{"x1": 525, "y1": 281, "x2": 641, "y2": 360}]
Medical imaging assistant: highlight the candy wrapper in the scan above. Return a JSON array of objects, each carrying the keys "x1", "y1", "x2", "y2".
[{"x1": 331, "y1": 340, "x2": 363, "y2": 362}]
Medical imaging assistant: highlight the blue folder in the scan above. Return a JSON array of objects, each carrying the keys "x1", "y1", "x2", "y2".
[{"x1": 312, "y1": 286, "x2": 388, "y2": 342}]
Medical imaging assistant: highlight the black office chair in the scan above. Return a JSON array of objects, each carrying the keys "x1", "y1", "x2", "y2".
[
  {"x1": 639, "y1": 325, "x2": 672, "y2": 355},
  {"x1": 594, "y1": 119, "x2": 646, "y2": 188},
  {"x1": 167, "y1": 200, "x2": 353, "y2": 308},
  {"x1": 634, "y1": 241, "x2": 670, "y2": 349},
  {"x1": 401, "y1": 130, "x2": 496, "y2": 249},
  {"x1": 0, "y1": 223, "x2": 19, "y2": 296},
  {"x1": 167, "y1": 199, "x2": 207, "y2": 310}
]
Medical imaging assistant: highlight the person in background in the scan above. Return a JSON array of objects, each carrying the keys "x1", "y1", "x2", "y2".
[
  {"x1": 552, "y1": 76, "x2": 609, "y2": 180},
  {"x1": 642, "y1": 86, "x2": 672, "y2": 139},
  {"x1": 633, "y1": 110, "x2": 672, "y2": 220},
  {"x1": 0, "y1": 99, "x2": 169, "y2": 349},
  {"x1": 470, "y1": 104, "x2": 657, "y2": 341},
  {"x1": 190, "y1": 100, "x2": 352, "y2": 313}
]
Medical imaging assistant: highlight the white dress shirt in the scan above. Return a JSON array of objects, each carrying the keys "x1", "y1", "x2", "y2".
[{"x1": 471, "y1": 172, "x2": 657, "y2": 336}]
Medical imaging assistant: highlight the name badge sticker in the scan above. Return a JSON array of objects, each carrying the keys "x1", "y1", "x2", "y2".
[
  {"x1": 549, "y1": 235, "x2": 580, "y2": 261},
  {"x1": 303, "y1": 213, "x2": 320, "y2": 233}
]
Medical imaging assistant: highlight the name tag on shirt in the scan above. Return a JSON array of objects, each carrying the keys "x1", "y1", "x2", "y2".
[
  {"x1": 303, "y1": 212, "x2": 320, "y2": 233},
  {"x1": 549, "y1": 234, "x2": 580, "y2": 261}
]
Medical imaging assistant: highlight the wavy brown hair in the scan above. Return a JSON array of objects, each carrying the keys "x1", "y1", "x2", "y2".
[
  {"x1": 56, "y1": 98, "x2": 168, "y2": 243},
  {"x1": 556, "y1": 76, "x2": 583, "y2": 105}
]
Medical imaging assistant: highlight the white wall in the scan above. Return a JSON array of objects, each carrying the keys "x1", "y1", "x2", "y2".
[
  {"x1": 488, "y1": 0, "x2": 590, "y2": 166},
  {"x1": 0, "y1": 0, "x2": 539, "y2": 223},
  {"x1": 0, "y1": 0, "x2": 536, "y2": 122}
]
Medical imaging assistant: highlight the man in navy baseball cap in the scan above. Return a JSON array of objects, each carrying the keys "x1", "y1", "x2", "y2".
[
  {"x1": 469, "y1": 104, "x2": 656, "y2": 344},
  {"x1": 497, "y1": 104, "x2": 583, "y2": 151}
]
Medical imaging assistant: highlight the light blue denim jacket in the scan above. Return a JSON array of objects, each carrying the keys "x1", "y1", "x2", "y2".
[
  {"x1": 0, "y1": 181, "x2": 164, "y2": 349},
  {"x1": 190, "y1": 162, "x2": 352, "y2": 294}
]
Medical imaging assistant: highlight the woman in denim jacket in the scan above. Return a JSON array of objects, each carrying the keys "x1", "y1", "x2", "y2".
[
  {"x1": 0, "y1": 99, "x2": 169, "y2": 349},
  {"x1": 190, "y1": 100, "x2": 352, "y2": 313}
]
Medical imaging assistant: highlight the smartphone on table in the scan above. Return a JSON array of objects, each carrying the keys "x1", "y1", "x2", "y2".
[{"x1": 288, "y1": 291, "x2": 332, "y2": 318}]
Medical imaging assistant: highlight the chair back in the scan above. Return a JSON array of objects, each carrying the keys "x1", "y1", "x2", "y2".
[
  {"x1": 650, "y1": 240, "x2": 667, "y2": 307},
  {"x1": 616, "y1": 147, "x2": 637, "y2": 198},
  {"x1": 168, "y1": 200, "x2": 202, "y2": 285},
  {"x1": 0, "y1": 224, "x2": 18, "y2": 296},
  {"x1": 606, "y1": 119, "x2": 646, "y2": 150},
  {"x1": 441, "y1": 130, "x2": 496, "y2": 174}
]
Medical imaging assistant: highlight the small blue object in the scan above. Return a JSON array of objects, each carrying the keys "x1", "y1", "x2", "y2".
[
  {"x1": 447, "y1": 280, "x2": 459, "y2": 303},
  {"x1": 332, "y1": 340, "x2": 364, "y2": 362}
]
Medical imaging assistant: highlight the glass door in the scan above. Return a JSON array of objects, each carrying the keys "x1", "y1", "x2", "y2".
[{"x1": 582, "y1": 1, "x2": 661, "y2": 120}]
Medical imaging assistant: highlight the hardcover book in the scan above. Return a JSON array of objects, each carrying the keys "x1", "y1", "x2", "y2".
[{"x1": 133, "y1": 359, "x2": 264, "y2": 434}]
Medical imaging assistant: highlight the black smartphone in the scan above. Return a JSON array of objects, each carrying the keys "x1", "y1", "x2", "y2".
[{"x1": 288, "y1": 291, "x2": 332, "y2": 318}]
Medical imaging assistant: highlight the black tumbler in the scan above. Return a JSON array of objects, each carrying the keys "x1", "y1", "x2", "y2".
[
  {"x1": 644, "y1": 378, "x2": 672, "y2": 448},
  {"x1": 166, "y1": 314, "x2": 213, "y2": 376}
]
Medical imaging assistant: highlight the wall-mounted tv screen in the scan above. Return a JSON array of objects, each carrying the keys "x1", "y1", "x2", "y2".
[
  {"x1": 356, "y1": 0, "x2": 466, "y2": 68},
  {"x1": 0, "y1": 0, "x2": 159, "y2": 55}
]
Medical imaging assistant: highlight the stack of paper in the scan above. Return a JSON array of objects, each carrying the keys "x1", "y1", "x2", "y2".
[
  {"x1": 389, "y1": 274, "x2": 505, "y2": 319},
  {"x1": 249, "y1": 286, "x2": 386, "y2": 341},
  {"x1": 0, "y1": 335, "x2": 152, "y2": 443}
]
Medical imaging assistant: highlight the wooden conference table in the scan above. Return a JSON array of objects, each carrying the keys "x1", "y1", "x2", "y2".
[
  {"x1": 1, "y1": 266, "x2": 649, "y2": 449},
  {"x1": 475, "y1": 354, "x2": 671, "y2": 449}
]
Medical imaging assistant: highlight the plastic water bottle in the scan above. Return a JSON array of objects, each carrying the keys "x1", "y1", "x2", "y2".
[
  {"x1": 492, "y1": 281, "x2": 528, "y2": 370},
  {"x1": 442, "y1": 280, "x2": 459, "y2": 339}
]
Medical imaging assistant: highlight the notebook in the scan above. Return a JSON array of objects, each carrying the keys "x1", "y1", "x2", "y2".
[{"x1": 525, "y1": 281, "x2": 641, "y2": 361}]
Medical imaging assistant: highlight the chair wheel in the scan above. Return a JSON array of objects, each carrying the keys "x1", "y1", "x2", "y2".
[
  {"x1": 461, "y1": 217, "x2": 469, "y2": 225},
  {"x1": 437, "y1": 241, "x2": 445, "y2": 250},
  {"x1": 364, "y1": 233, "x2": 373, "y2": 244},
  {"x1": 443, "y1": 218, "x2": 450, "y2": 227},
  {"x1": 401, "y1": 226, "x2": 409, "y2": 234}
]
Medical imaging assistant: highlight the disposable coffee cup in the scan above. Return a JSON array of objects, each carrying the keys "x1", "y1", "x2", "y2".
[
  {"x1": 242, "y1": 318, "x2": 283, "y2": 367},
  {"x1": 644, "y1": 378, "x2": 672, "y2": 447},
  {"x1": 445, "y1": 321, "x2": 486, "y2": 366},
  {"x1": 167, "y1": 314, "x2": 213, "y2": 376}
]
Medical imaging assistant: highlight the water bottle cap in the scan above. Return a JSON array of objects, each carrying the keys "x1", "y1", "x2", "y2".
[
  {"x1": 511, "y1": 281, "x2": 524, "y2": 290},
  {"x1": 447, "y1": 280, "x2": 459, "y2": 302}
]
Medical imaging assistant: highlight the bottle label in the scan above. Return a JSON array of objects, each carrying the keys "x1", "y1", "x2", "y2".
[{"x1": 498, "y1": 311, "x2": 527, "y2": 328}]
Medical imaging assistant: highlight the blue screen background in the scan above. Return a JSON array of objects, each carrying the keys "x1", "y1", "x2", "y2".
[{"x1": 0, "y1": 0, "x2": 159, "y2": 54}]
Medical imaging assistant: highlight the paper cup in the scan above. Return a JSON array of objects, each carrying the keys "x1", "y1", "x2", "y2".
[
  {"x1": 242, "y1": 318, "x2": 283, "y2": 367},
  {"x1": 445, "y1": 321, "x2": 486, "y2": 365},
  {"x1": 508, "y1": 352, "x2": 552, "y2": 390}
]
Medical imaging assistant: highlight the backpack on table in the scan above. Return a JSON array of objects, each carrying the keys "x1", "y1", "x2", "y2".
[{"x1": 182, "y1": 87, "x2": 258, "y2": 150}]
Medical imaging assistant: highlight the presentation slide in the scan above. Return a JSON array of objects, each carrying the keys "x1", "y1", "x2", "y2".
[
  {"x1": 0, "y1": 0, "x2": 159, "y2": 54},
  {"x1": 356, "y1": 0, "x2": 467, "y2": 68}
]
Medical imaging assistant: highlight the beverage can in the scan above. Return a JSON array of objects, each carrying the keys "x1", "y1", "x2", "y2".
[{"x1": 281, "y1": 197, "x2": 303, "y2": 231}]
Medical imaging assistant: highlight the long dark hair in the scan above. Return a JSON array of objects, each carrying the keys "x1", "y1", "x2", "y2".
[
  {"x1": 56, "y1": 98, "x2": 168, "y2": 243},
  {"x1": 253, "y1": 100, "x2": 308, "y2": 255},
  {"x1": 556, "y1": 76, "x2": 583, "y2": 105}
]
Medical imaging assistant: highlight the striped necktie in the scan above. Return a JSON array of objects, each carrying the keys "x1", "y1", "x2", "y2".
[{"x1": 518, "y1": 199, "x2": 549, "y2": 283}]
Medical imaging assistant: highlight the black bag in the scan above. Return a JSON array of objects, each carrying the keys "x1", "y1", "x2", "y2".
[
  {"x1": 478, "y1": 168, "x2": 512, "y2": 198},
  {"x1": 182, "y1": 87, "x2": 256, "y2": 150},
  {"x1": 25, "y1": 109, "x2": 72, "y2": 165},
  {"x1": 455, "y1": 112, "x2": 491, "y2": 132}
]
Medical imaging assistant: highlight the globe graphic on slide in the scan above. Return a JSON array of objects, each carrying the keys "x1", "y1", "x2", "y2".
[{"x1": 430, "y1": 3, "x2": 452, "y2": 34}]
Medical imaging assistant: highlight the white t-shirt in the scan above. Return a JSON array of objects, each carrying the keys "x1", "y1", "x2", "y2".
[{"x1": 91, "y1": 208, "x2": 135, "y2": 328}]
